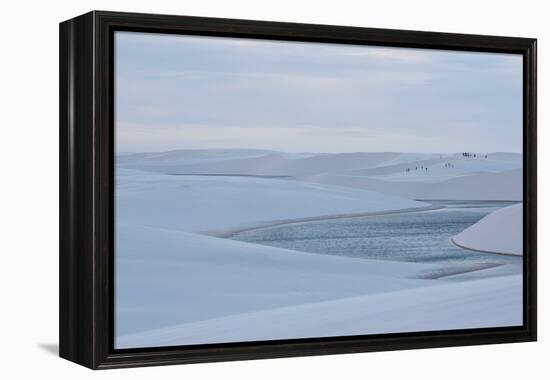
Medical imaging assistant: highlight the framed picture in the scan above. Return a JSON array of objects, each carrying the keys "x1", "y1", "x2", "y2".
[{"x1": 59, "y1": 11, "x2": 537, "y2": 369}]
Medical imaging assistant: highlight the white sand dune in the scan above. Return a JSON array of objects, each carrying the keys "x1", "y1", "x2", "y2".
[
  {"x1": 118, "y1": 150, "x2": 402, "y2": 177},
  {"x1": 452, "y1": 203, "x2": 523, "y2": 256},
  {"x1": 118, "y1": 275, "x2": 521, "y2": 347},
  {"x1": 116, "y1": 224, "x2": 521, "y2": 348},
  {"x1": 118, "y1": 149, "x2": 522, "y2": 200},
  {"x1": 304, "y1": 168, "x2": 522, "y2": 201},
  {"x1": 116, "y1": 224, "x2": 440, "y2": 342},
  {"x1": 115, "y1": 149, "x2": 523, "y2": 348},
  {"x1": 116, "y1": 168, "x2": 426, "y2": 233},
  {"x1": 352, "y1": 152, "x2": 521, "y2": 179},
  {"x1": 117, "y1": 150, "x2": 521, "y2": 176},
  {"x1": 116, "y1": 148, "x2": 278, "y2": 166}
]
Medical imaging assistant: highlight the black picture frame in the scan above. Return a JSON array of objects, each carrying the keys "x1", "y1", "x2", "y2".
[{"x1": 59, "y1": 10, "x2": 537, "y2": 369}]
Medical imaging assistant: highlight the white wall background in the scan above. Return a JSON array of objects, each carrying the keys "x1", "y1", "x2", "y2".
[{"x1": 0, "y1": 0, "x2": 546, "y2": 378}]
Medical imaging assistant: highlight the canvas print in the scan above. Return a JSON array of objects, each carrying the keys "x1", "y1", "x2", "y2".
[{"x1": 114, "y1": 31, "x2": 523, "y2": 349}]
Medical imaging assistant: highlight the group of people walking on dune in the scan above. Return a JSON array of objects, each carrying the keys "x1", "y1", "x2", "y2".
[
  {"x1": 404, "y1": 152, "x2": 491, "y2": 174},
  {"x1": 405, "y1": 162, "x2": 457, "y2": 173},
  {"x1": 461, "y1": 152, "x2": 488, "y2": 159},
  {"x1": 405, "y1": 165, "x2": 428, "y2": 173}
]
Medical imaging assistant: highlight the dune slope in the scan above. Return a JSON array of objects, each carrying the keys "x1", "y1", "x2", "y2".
[{"x1": 452, "y1": 203, "x2": 523, "y2": 256}]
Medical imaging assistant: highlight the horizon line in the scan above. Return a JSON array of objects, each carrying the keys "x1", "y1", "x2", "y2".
[{"x1": 116, "y1": 148, "x2": 522, "y2": 155}]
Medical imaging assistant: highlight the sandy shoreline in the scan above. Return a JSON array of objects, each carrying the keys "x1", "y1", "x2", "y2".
[
  {"x1": 450, "y1": 237, "x2": 522, "y2": 257},
  {"x1": 207, "y1": 204, "x2": 444, "y2": 238},
  {"x1": 414, "y1": 262, "x2": 504, "y2": 279}
]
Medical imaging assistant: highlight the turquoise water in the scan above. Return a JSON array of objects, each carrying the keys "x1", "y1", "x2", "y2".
[{"x1": 231, "y1": 201, "x2": 522, "y2": 268}]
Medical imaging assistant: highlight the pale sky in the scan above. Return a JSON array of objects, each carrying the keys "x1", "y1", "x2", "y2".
[{"x1": 115, "y1": 31, "x2": 523, "y2": 154}]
